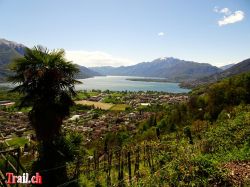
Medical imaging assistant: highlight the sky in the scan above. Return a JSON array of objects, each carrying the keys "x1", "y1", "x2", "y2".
[{"x1": 0, "y1": 0, "x2": 249, "y2": 67}]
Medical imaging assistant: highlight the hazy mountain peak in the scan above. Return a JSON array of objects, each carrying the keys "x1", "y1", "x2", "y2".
[
  {"x1": 160, "y1": 57, "x2": 168, "y2": 60},
  {"x1": 0, "y1": 38, "x2": 26, "y2": 56},
  {"x1": 158, "y1": 57, "x2": 176, "y2": 61},
  {"x1": 0, "y1": 38, "x2": 26, "y2": 48},
  {"x1": 152, "y1": 57, "x2": 180, "y2": 64}
]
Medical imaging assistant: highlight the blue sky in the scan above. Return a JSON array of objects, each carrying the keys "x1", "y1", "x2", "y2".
[{"x1": 0, "y1": 0, "x2": 249, "y2": 67}]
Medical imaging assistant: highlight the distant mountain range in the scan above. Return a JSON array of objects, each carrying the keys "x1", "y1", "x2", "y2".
[
  {"x1": 2, "y1": 38, "x2": 248, "y2": 87},
  {"x1": 90, "y1": 57, "x2": 221, "y2": 82},
  {"x1": 0, "y1": 38, "x2": 101, "y2": 82},
  {"x1": 76, "y1": 65, "x2": 101, "y2": 79},
  {"x1": 180, "y1": 58, "x2": 250, "y2": 88},
  {"x1": 220, "y1": 63, "x2": 235, "y2": 70}
]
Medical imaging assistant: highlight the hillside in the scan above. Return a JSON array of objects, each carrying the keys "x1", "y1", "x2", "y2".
[
  {"x1": 0, "y1": 38, "x2": 101, "y2": 82},
  {"x1": 220, "y1": 63, "x2": 235, "y2": 70},
  {"x1": 181, "y1": 58, "x2": 250, "y2": 88},
  {"x1": 90, "y1": 57, "x2": 221, "y2": 82},
  {"x1": 0, "y1": 39, "x2": 26, "y2": 81},
  {"x1": 76, "y1": 65, "x2": 102, "y2": 79}
]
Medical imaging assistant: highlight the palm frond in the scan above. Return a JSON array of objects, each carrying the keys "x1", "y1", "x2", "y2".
[{"x1": 8, "y1": 45, "x2": 80, "y2": 109}]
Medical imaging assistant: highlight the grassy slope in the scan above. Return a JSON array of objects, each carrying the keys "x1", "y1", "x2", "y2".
[{"x1": 79, "y1": 72, "x2": 250, "y2": 186}]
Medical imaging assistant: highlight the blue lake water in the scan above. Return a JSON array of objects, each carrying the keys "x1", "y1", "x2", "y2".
[
  {"x1": 76, "y1": 76, "x2": 190, "y2": 93},
  {"x1": 0, "y1": 76, "x2": 190, "y2": 93}
]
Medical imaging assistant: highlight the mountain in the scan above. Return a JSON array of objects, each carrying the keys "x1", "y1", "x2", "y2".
[
  {"x1": 0, "y1": 39, "x2": 26, "y2": 82},
  {"x1": 181, "y1": 58, "x2": 250, "y2": 88},
  {"x1": 90, "y1": 57, "x2": 221, "y2": 82},
  {"x1": 76, "y1": 65, "x2": 102, "y2": 79},
  {"x1": 220, "y1": 63, "x2": 235, "y2": 70},
  {"x1": 0, "y1": 38, "x2": 101, "y2": 82}
]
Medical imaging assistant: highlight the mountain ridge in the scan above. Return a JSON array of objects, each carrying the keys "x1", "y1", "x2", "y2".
[
  {"x1": 180, "y1": 58, "x2": 250, "y2": 88},
  {"x1": 90, "y1": 57, "x2": 221, "y2": 82},
  {"x1": 220, "y1": 63, "x2": 235, "y2": 70},
  {"x1": 0, "y1": 38, "x2": 101, "y2": 82}
]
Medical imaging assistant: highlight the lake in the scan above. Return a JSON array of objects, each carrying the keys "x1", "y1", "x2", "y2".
[
  {"x1": 0, "y1": 76, "x2": 190, "y2": 93},
  {"x1": 76, "y1": 76, "x2": 190, "y2": 93}
]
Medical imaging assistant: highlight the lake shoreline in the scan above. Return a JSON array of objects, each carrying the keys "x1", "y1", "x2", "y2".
[
  {"x1": 126, "y1": 78, "x2": 177, "y2": 83},
  {"x1": 0, "y1": 76, "x2": 191, "y2": 93}
]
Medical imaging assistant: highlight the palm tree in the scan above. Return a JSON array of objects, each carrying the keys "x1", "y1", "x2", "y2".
[
  {"x1": 9, "y1": 46, "x2": 80, "y2": 186},
  {"x1": 10, "y1": 46, "x2": 79, "y2": 139}
]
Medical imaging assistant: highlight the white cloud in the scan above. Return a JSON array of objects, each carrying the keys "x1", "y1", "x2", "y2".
[
  {"x1": 65, "y1": 50, "x2": 135, "y2": 67},
  {"x1": 213, "y1": 6, "x2": 219, "y2": 13},
  {"x1": 158, "y1": 32, "x2": 165, "y2": 36},
  {"x1": 214, "y1": 7, "x2": 245, "y2": 26},
  {"x1": 218, "y1": 10, "x2": 245, "y2": 26},
  {"x1": 220, "y1": 8, "x2": 231, "y2": 15}
]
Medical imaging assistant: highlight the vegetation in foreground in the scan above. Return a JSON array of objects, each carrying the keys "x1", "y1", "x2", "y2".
[
  {"x1": 0, "y1": 47, "x2": 250, "y2": 186},
  {"x1": 7, "y1": 46, "x2": 80, "y2": 186},
  {"x1": 73, "y1": 72, "x2": 250, "y2": 186}
]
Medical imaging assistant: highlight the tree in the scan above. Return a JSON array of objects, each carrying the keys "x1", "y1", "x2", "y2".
[{"x1": 9, "y1": 46, "x2": 80, "y2": 186}]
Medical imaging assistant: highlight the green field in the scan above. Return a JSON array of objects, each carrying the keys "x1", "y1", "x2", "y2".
[
  {"x1": 75, "y1": 100, "x2": 113, "y2": 110},
  {"x1": 110, "y1": 104, "x2": 129, "y2": 111},
  {"x1": 75, "y1": 91, "x2": 100, "y2": 100},
  {"x1": 6, "y1": 137, "x2": 29, "y2": 146}
]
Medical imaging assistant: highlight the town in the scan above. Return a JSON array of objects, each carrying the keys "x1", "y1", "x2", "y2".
[{"x1": 0, "y1": 90, "x2": 189, "y2": 149}]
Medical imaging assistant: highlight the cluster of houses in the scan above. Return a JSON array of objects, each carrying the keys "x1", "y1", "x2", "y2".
[
  {"x1": 63, "y1": 92, "x2": 189, "y2": 143},
  {"x1": 63, "y1": 110, "x2": 152, "y2": 142},
  {"x1": 123, "y1": 93, "x2": 189, "y2": 106},
  {"x1": 0, "y1": 92, "x2": 189, "y2": 145},
  {"x1": 85, "y1": 92, "x2": 189, "y2": 107},
  {"x1": 0, "y1": 110, "x2": 31, "y2": 142},
  {"x1": 85, "y1": 93, "x2": 108, "y2": 102}
]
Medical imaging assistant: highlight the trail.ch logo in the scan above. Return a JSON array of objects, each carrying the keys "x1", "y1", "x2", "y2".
[{"x1": 6, "y1": 172, "x2": 42, "y2": 185}]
